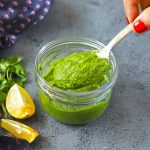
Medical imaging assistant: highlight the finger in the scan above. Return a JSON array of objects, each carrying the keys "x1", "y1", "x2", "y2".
[
  {"x1": 139, "y1": 0, "x2": 150, "y2": 10},
  {"x1": 133, "y1": 6, "x2": 150, "y2": 33},
  {"x1": 124, "y1": 0, "x2": 140, "y2": 22}
]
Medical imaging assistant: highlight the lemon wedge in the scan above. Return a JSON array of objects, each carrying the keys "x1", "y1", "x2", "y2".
[
  {"x1": 6, "y1": 84, "x2": 35, "y2": 119},
  {"x1": 1, "y1": 119, "x2": 39, "y2": 143}
]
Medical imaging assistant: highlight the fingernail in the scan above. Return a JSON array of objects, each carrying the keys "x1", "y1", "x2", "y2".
[
  {"x1": 126, "y1": 17, "x2": 130, "y2": 24},
  {"x1": 133, "y1": 19, "x2": 148, "y2": 33}
]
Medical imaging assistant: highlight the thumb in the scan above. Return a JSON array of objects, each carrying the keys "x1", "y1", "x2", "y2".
[{"x1": 133, "y1": 6, "x2": 150, "y2": 33}]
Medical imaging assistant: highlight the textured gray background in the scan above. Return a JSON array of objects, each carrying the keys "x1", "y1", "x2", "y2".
[{"x1": 1, "y1": 0, "x2": 150, "y2": 150}]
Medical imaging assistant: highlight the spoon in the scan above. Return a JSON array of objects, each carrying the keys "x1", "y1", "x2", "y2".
[{"x1": 96, "y1": 23, "x2": 133, "y2": 59}]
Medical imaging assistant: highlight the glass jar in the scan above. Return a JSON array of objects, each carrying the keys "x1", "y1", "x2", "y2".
[{"x1": 35, "y1": 37, "x2": 118, "y2": 125}]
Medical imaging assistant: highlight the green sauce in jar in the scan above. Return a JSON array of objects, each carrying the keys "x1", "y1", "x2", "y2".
[
  {"x1": 38, "y1": 51, "x2": 113, "y2": 125},
  {"x1": 39, "y1": 90, "x2": 111, "y2": 125}
]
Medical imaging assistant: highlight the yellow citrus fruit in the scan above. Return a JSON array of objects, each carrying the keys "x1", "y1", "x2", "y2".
[
  {"x1": 1, "y1": 119, "x2": 39, "y2": 143},
  {"x1": 6, "y1": 84, "x2": 35, "y2": 119}
]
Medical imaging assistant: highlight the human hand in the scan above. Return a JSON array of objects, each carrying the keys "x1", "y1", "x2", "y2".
[{"x1": 124, "y1": 0, "x2": 150, "y2": 33}]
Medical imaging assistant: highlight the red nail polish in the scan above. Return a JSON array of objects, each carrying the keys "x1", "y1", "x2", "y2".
[
  {"x1": 126, "y1": 17, "x2": 130, "y2": 24},
  {"x1": 133, "y1": 20, "x2": 148, "y2": 33}
]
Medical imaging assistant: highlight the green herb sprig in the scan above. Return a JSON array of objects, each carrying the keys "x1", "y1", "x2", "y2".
[{"x1": 0, "y1": 56, "x2": 28, "y2": 118}]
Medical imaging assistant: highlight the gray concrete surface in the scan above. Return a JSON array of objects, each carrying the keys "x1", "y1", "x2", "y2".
[{"x1": 1, "y1": 0, "x2": 150, "y2": 150}]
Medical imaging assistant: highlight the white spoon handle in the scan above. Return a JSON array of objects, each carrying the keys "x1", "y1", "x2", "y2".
[{"x1": 104, "y1": 23, "x2": 133, "y2": 52}]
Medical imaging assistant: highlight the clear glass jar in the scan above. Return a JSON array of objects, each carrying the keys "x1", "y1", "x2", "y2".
[{"x1": 35, "y1": 37, "x2": 118, "y2": 125}]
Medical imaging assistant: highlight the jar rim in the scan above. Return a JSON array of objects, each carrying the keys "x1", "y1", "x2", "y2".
[{"x1": 35, "y1": 37, "x2": 118, "y2": 96}]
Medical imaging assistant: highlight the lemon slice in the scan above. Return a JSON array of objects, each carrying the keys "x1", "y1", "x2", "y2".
[
  {"x1": 1, "y1": 119, "x2": 39, "y2": 143},
  {"x1": 6, "y1": 84, "x2": 35, "y2": 119}
]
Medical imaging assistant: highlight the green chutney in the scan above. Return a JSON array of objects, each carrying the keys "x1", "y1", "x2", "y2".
[
  {"x1": 38, "y1": 51, "x2": 113, "y2": 124},
  {"x1": 44, "y1": 51, "x2": 111, "y2": 91}
]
